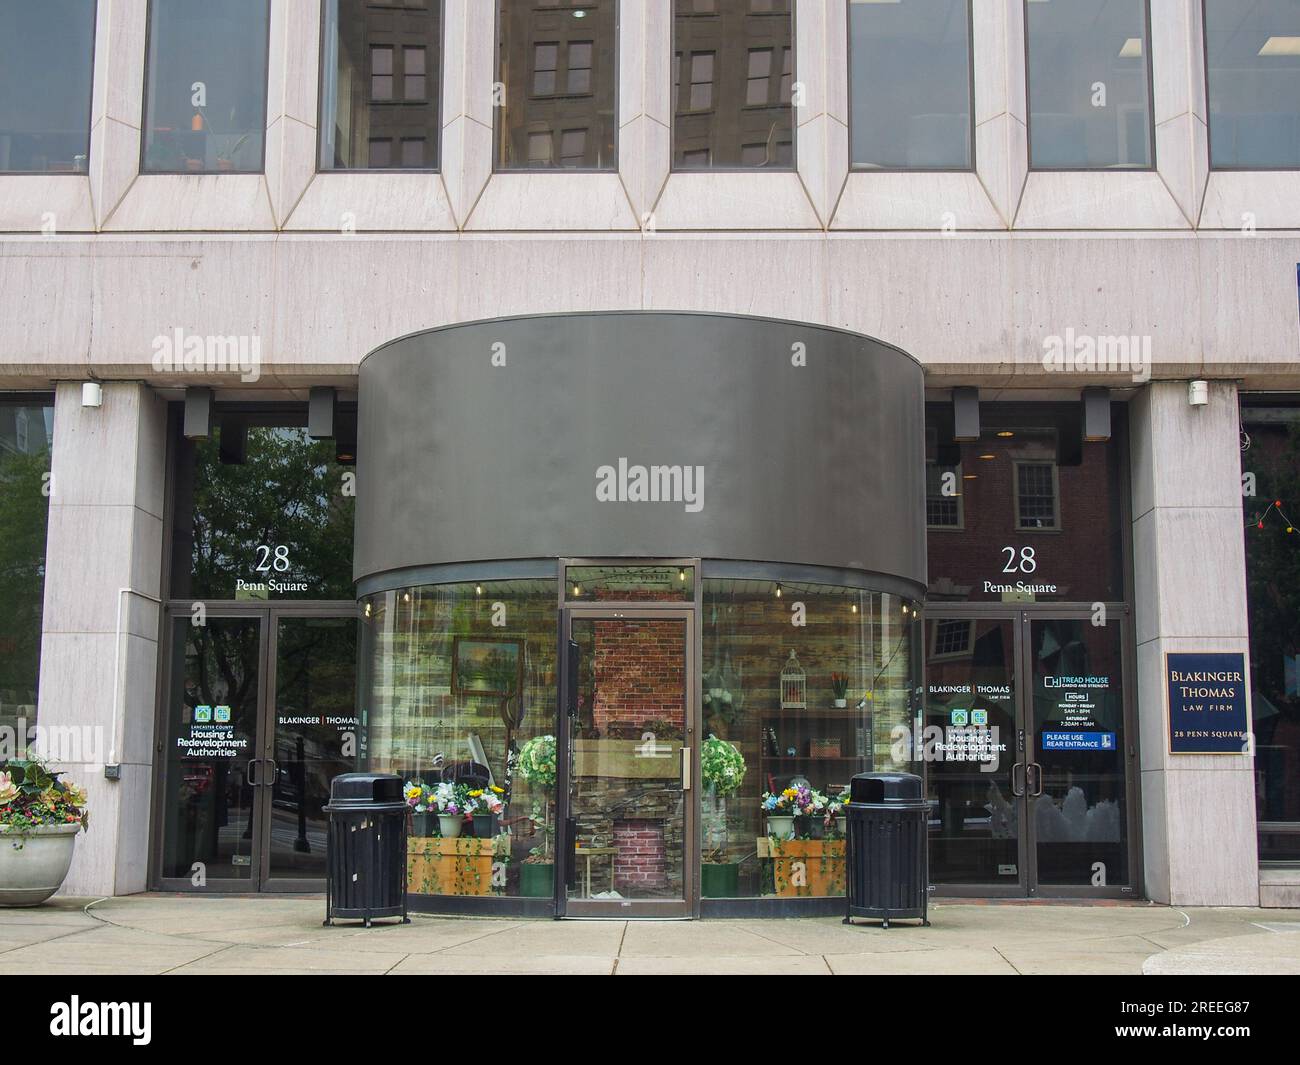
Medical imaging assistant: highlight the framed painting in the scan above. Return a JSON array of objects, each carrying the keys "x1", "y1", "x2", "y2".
[{"x1": 451, "y1": 636, "x2": 522, "y2": 697}]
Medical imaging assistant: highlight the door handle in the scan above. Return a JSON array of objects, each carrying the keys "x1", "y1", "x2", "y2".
[
  {"x1": 1011, "y1": 762, "x2": 1025, "y2": 797},
  {"x1": 681, "y1": 745, "x2": 691, "y2": 791},
  {"x1": 565, "y1": 639, "x2": 580, "y2": 718},
  {"x1": 246, "y1": 759, "x2": 260, "y2": 787},
  {"x1": 564, "y1": 817, "x2": 578, "y2": 888},
  {"x1": 1027, "y1": 762, "x2": 1044, "y2": 797},
  {"x1": 265, "y1": 759, "x2": 278, "y2": 787}
]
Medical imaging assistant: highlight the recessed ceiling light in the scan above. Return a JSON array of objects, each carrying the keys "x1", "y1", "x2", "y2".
[
  {"x1": 997, "y1": 431, "x2": 1014, "y2": 438},
  {"x1": 1119, "y1": 37, "x2": 1143, "y2": 59},
  {"x1": 979, "y1": 453, "x2": 996, "y2": 460},
  {"x1": 1260, "y1": 36, "x2": 1300, "y2": 56},
  {"x1": 963, "y1": 473, "x2": 978, "y2": 481}
]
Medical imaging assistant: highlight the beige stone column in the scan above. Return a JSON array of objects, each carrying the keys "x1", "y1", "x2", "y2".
[
  {"x1": 37, "y1": 381, "x2": 167, "y2": 896},
  {"x1": 1129, "y1": 381, "x2": 1258, "y2": 906}
]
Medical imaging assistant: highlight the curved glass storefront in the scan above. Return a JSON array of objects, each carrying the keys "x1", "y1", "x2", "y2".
[
  {"x1": 358, "y1": 563, "x2": 922, "y2": 913},
  {"x1": 353, "y1": 313, "x2": 929, "y2": 914}
]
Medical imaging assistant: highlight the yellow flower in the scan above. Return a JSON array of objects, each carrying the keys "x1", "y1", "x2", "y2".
[
  {"x1": 782, "y1": 788, "x2": 797, "y2": 799},
  {"x1": 490, "y1": 785, "x2": 505, "y2": 794},
  {"x1": 468, "y1": 789, "x2": 483, "y2": 798}
]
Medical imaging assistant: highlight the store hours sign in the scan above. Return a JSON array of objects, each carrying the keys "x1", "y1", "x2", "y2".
[{"x1": 1166, "y1": 652, "x2": 1250, "y2": 754}]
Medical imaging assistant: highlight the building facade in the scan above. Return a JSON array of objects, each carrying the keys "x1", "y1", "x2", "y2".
[{"x1": 1, "y1": 0, "x2": 1298, "y2": 915}]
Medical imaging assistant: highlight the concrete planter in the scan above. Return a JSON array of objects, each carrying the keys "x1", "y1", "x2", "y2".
[{"x1": 0, "y1": 823, "x2": 82, "y2": 907}]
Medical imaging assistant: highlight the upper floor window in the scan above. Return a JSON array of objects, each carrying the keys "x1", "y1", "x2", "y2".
[
  {"x1": 849, "y1": 0, "x2": 972, "y2": 170},
  {"x1": 321, "y1": 0, "x2": 442, "y2": 170},
  {"x1": 142, "y1": 0, "x2": 270, "y2": 174},
  {"x1": 496, "y1": 0, "x2": 617, "y2": 170},
  {"x1": 673, "y1": 0, "x2": 793, "y2": 169},
  {"x1": 1025, "y1": 0, "x2": 1153, "y2": 169},
  {"x1": 1205, "y1": 0, "x2": 1300, "y2": 169},
  {"x1": 0, "y1": 1, "x2": 96, "y2": 174}
]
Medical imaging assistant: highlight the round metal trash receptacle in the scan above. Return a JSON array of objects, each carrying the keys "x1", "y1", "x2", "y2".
[
  {"x1": 844, "y1": 772, "x2": 930, "y2": 929},
  {"x1": 323, "y1": 773, "x2": 410, "y2": 928}
]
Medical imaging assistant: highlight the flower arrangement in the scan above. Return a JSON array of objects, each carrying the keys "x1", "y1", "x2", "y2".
[
  {"x1": 518, "y1": 734, "x2": 557, "y2": 789},
  {"x1": 0, "y1": 760, "x2": 89, "y2": 832},
  {"x1": 700, "y1": 736, "x2": 746, "y2": 796},
  {"x1": 761, "y1": 785, "x2": 828, "y2": 819},
  {"x1": 466, "y1": 785, "x2": 505, "y2": 816},
  {"x1": 430, "y1": 781, "x2": 472, "y2": 817},
  {"x1": 404, "y1": 781, "x2": 434, "y2": 813},
  {"x1": 830, "y1": 673, "x2": 850, "y2": 700}
]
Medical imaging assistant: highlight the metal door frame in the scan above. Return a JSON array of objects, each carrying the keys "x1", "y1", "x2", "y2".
[
  {"x1": 556, "y1": 602, "x2": 699, "y2": 919},
  {"x1": 152, "y1": 601, "x2": 358, "y2": 893},
  {"x1": 924, "y1": 602, "x2": 1140, "y2": 900}
]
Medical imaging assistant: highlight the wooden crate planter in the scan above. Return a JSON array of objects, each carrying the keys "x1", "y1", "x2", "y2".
[
  {"x1": 757, "y1": 837, "x2": 846, "y2": 898},
  {"x1": 407, "y1": 836, "x2": 504, "y2": 896}
]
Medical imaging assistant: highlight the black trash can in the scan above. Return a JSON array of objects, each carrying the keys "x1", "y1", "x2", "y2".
[
  {"x1": 844, "y1": 771, "x2": 930, "y2": 928},
  {"x1": 323, "y1": 773, "x2": 410, "y2": 928}
]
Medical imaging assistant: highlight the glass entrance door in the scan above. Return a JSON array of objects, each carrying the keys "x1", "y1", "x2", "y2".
[
  {"x1": 559, "y1": 608, "x2": 695, "y2": 917},
  {"x1": 924, "y1": 611, "x2": 1136, "y2": 897},
  {"x1": 261, "y1": 615, "x2": 358, "y2": 888},
  {"x1": 1026, "y1": 617, "x2": 1131, "y2": 892},
  {"x1": 924, "y1": 617, "x2": 1024, "y2": 893},
  {"x1": 157, "y1": 609, "x2": 358, "y2": 891}
]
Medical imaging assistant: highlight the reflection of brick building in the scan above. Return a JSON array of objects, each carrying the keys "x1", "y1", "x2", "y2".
[
  {"x1": 926, "y1": 417, "x2": 1121, "y2": 604},
  {"x1": 673, "y1": 0, "x2": 793, "y2": 168},
  {"x1": 325, "y1": 1, "x2": 441, "y2": 169},
  {"x1": 497, "y1": 0, "x2": 616, "y2": 168}
]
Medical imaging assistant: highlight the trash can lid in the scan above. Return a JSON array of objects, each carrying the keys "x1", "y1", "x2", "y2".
[
  {"x1": 849, "y1": 771, "x2": 924, "y2": 805},
  {"x1": 328, "y1": 772, "x2": 404, "y2": 805}
]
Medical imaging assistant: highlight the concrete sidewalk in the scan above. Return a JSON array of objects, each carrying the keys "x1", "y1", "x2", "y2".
[{"x1": 2, "y1": 896, "x2": 1298, "y2": 975}]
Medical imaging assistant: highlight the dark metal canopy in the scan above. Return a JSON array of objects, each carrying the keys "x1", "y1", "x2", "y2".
[{"x1": 355, "y1": 312, "x2": 926, "y2": 592}]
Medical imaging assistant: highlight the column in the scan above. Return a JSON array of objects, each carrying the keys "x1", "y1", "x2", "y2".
[
  {"x1": 36, "y1": 382, "x2": 167, "y2": 897},
  {"x1": 1129, "y1": 381, "x2": 1259, "y2": 906}
]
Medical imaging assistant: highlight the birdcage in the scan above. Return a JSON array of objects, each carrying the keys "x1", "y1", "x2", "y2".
[{"x1": 779, "y1": 649, "x2": 806, "y2": 710}]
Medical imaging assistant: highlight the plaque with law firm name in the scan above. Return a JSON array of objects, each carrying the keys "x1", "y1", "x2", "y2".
[{"x1": 1166, "y1": 652, "x2": 1250, "y2": 754}]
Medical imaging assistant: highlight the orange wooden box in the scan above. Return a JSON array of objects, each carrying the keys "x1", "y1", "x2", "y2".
[
  {"x1": 407, "y1": 836, "x2": 498, "y2": 897},
  {"x1": 757, "y1": 837, "x2": 846, "y2": 898}
]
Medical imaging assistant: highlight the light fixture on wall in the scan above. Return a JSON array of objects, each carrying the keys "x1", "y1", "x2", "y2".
[
  {"x1": 1189, "y1": 380, "x2": 1209, "y2": 407},
  {"x1": 81, "y1": 382, "x2": 102, "y2": 408}
]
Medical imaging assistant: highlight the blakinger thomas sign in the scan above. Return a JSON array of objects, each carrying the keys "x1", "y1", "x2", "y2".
[{"x1": 1165, "y1": 652, "x2": 1251, "y2": 755}]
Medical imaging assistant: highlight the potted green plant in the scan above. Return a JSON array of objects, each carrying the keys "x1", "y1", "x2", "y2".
[
  {"x1": 517, "y1": 734, "x2": 556, "y2": 897},
  {"x1": 0, "y1": 759, "x2": 89, "y2": 907},
  {"x1": 830, "y1": 672, "x2": 849, "y2": 708},
  {"x1": 700, "y1": 736, "x2": 746, "y2": 898}
]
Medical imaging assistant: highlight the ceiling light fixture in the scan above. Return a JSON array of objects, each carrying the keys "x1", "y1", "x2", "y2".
[{"x1": 1260, "y1": 36, "x2": 1300, "y2": 56}]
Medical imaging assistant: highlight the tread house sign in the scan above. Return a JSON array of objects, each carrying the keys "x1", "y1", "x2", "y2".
[{"x1": 1166, "y1": 652, "x2": 1250, "y2": 754}]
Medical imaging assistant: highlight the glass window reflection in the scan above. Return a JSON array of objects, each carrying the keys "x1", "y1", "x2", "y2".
[
  {"x1": 142, "y1": 0, "x2": 270, "y2": 174},
  {"x1": 1206, "y1": 0, "x2": 1300, "y2": 168},
  {"x1": 849, "y1": 0, "x2": 972, "y2": 170},
  {"x1": 496, "y1": 0, "x2": 617, "y2": 170},
  {"x1": 1025, "y1": 0, "x2": 1153, "y2": 169},
  {"x1": 0, "y1": 398, "x2": 55, "y2": 739},
  {"x1": 673, "y1": 0, "x2": 794, "y2": 170},
  {"x1": 0, "y1": 1, "x2": 96, "y2": 173},
  {"x1": 320, "y1": 0, "x2": 442, "y2": 170}
]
